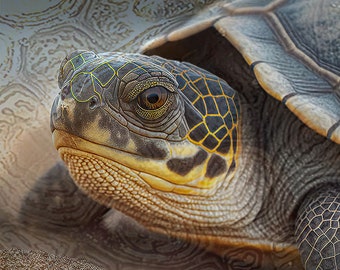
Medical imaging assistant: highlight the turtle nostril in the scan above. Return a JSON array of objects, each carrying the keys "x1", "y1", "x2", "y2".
[{"x1": 89, "y1": 96, "x2": 99, "y2": 110}]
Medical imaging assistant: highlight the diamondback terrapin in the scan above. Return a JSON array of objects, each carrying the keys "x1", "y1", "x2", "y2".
[{"x1": 50, "y1": 0, "x2": 340, "y2": 269}]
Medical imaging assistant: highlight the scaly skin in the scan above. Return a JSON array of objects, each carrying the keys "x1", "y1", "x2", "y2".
[{"x1": 51, "y1": 49, "x2": 340, "y2": 269}]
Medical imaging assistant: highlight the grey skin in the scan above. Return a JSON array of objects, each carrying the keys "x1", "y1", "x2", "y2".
[
  {"x1": 144, "y1": 28, "x2": 340, "y2": 269},
  {"x1": 50, "y1": 1, "x2": 340, "y2": 270},
  {"x1": 51, "y1": 31, "x2": 340, "y2": 270}
]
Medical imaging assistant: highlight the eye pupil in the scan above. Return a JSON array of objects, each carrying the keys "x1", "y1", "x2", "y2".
[
  {"x1": 147, "y1": 93, "x2": 159, "y2": 104},
  {"x1": 137, "y1": 86, "x2": 168, "y2": 110}
]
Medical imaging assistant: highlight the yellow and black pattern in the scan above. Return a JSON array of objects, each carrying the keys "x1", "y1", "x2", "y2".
[
  {"x1": 58, "y1": 50, "x2": 239, "y2": 162},
  {"x1": 58, "y1": 50, "x2": 177, "y2": 104},
  {"x1": 154, "y1": 57, "x2": 240, "y2": 156}
]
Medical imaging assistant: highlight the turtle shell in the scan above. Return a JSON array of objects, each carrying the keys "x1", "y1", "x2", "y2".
[{"x1": 142, "y1": 0, "x2": 340, "y2": 143}]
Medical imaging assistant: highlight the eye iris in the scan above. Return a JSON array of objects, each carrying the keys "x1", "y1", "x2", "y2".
[{"x1": 138, "y1": 87, "x2": 167, "y2": 110}]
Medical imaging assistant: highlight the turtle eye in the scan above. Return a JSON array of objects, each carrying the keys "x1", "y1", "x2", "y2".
[{"x1": 137, "y1": 87, "x2": 168, "y2": 110}]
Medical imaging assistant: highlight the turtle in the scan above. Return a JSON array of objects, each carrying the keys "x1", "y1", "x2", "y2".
[{"x1": 49, "y1": 0, "x2": 340, "y2": 269}]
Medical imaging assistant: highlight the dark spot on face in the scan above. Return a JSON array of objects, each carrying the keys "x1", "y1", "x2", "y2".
[
  {"x1": 61, "y1": 101, "x2": 99, "y2": 136},
  {"x1": 133, "y1": 135, "x2": 168, "y2": 159},
  {"x1": 167, "y1": 150, "x2": 208, "y2": 176},
  {"x1": 109, "y1": 123, "x2": 130, "y2": 148},
  {"x1": 205, "y1": 154, "x2": 226, "y2": 178}
]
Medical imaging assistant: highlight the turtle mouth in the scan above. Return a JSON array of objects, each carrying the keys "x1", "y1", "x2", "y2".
[
  {"x1": 52, "y1": 129, "x2": 212, "y2": 196},
  {"x1": 52, "y1": 129, "x2": 142, "y2": 160}
]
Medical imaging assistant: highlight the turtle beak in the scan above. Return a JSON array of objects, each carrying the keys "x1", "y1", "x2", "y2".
[{"x1": 50, "y1": 90, "x2": 76, "y2": 134}]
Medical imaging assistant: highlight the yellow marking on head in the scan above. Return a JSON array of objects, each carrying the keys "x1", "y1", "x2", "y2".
[
  {"x1": 82, "y1": 115, "x2": 112, "y2": 144},
  {"x1": 139, "y1": 172, "x2": 175, "y2": 192},
  {"x1": 53, "y1": 130, "x2": 230, "y2": 195}
]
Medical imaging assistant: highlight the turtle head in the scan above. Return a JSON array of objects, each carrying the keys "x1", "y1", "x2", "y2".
[{"x1": 51, "y1": 50, "x2": 240, "y2": 238}]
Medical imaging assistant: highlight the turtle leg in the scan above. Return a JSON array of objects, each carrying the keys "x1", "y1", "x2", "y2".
[{"x1": 295, "y1": 186, "x2": 340, "y2": 270}]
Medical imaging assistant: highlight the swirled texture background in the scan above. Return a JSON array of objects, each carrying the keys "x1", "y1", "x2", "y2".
[{"x1": 0, "y1": 1, "x2": 302, "y2": 269}]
